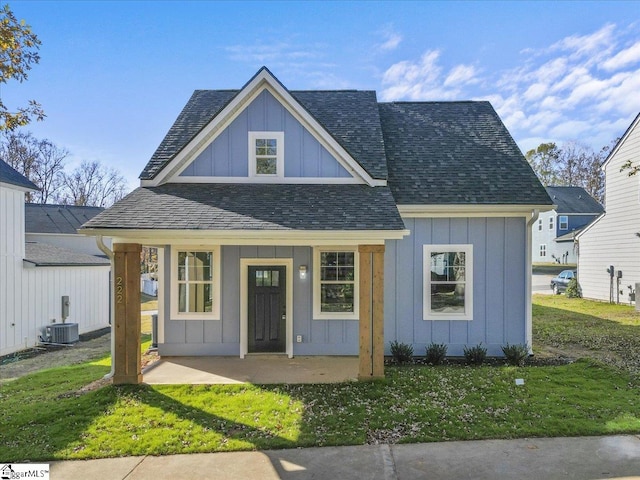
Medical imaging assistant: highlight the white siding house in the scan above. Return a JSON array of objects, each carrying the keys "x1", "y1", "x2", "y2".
[
  {"x1": 0, "y1": 160, "x2": 111, "y2": 357},
  {"x1": 577, "y1": 113, "x2": 640, "y2": 303}
]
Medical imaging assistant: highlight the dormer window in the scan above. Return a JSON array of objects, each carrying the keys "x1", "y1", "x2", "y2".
[{"x1": 249, "y1": 132, "x2": 284, "y2": 177}]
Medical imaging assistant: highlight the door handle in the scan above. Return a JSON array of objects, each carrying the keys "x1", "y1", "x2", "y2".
[{"x1": 281, "y1": 314, "x2": 286, "y2": 320}]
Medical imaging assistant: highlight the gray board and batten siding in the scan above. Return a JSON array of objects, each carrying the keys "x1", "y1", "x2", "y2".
[
  {"x1": 160, "y1": 245, "x2": 359, "y2": 357},
  {"x1": 385, "y1": 217, "x2": 527, "y2": 357},
  {"x1": 159, "y1": 217, "x2": 526, "y2": 358},
  {"x1": 180, "y1": 89, "x2": 352, "y2": 179}
]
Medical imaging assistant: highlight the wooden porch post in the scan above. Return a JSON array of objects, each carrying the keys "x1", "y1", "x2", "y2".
[
  {"x1": 358, "y1": 244, "x2": 385, "y2": 380},
  {"x1": 113, "y1": 243, "x2": 142, "y2": 385}
]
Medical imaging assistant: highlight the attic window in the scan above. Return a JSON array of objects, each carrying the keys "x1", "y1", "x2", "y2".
[{"x1": 249, "y1": 132, "x2": 284, "y2": 177}]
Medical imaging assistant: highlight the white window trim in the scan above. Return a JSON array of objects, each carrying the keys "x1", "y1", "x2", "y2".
[
  {"x1": 170, "y1": 246, "x2": 221, "y2": 320},
  {"x1": 249, "y1": 131, "x2": 284, "y2": 177},
  {"x1": 423, "y1": 244, "x2": 473, "y2": 321},
  {"x1": 559, "y1": 215, "x2": 568, "y2": 230},
  {"x1": 313, "y1": 247, "x2": 359, "y2": 320}
]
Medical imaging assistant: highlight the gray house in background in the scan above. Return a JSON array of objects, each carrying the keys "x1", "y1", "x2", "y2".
[
  {"x1": 81, "y1": 67, "x2": 552, "y2": 364},
  {"x1": 25, "y1": 203, "x2": 109, "y2": 256},
  {"x1": 532, "y1": 186, "x2": 603, "y2": 265}
]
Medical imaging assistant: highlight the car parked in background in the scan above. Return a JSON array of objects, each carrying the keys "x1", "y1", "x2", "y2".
[{"x1": 550, "y1": 270, "x2": 576, "y2": 294}]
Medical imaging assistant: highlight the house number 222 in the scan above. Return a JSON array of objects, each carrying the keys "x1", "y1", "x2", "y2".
[{"x1": 116, "y1": 276, "x2": 124, "y2": 304}]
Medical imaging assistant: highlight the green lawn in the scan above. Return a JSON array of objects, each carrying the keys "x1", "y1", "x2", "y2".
[{"x1": 1, "y1": 297, "x2": 639, "y2": 462}]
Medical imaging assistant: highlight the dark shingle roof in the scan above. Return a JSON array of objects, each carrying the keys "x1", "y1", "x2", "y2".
[
  {"x1": 545, "y1": 186, "x2": 604, "y2": 214},
  {"x1": 0, "y1": 160, "x2": 38, "y2": 190},
  {"x1": 24, "y1": 242, "x2": 110, "y2": 266},
  {"x1": 140, "y1": 90, "x2": 237, "y2": 180},
  {"x1": 25, "y1": 204, "x2": 104, "y2": 234},
  {"x1": 81, "y1": 184, "x2": 404, "y2": 231},
  {"x1": 379, "y1": 102, "x2": 553, "y2": 205},
  {"x1": 139, "y1": 90, "x2": 387, "y2": 181}
]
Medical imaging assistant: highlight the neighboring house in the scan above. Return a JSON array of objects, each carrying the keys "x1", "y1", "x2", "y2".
[
  {"x1": 80, "y1": 67, "x2": 551, "y2": 381},
  {"x1": 532, "y1": 186, "x2": 603, "y2": 265},
  {"x1": 25, "y1": 203, "x2": 110, "y2": 256},
  {"x1": 578, "y1": 113, "x2": 640, "y2": 304},
  {"x1": 0, "y1": 160, "x2": 111, "y2": 357}
]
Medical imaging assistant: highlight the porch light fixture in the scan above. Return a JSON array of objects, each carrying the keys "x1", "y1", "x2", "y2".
[{"x1": 299, "y1": 265, "x2": 307, "y2": 280}]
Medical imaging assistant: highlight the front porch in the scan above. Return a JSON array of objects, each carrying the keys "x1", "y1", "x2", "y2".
[
  {"x1": 142, "y1": 355, "x2": 359, "y2": 385},
  {"x1": 111, "y1": 242, "x2": 386, "y2": 385}
]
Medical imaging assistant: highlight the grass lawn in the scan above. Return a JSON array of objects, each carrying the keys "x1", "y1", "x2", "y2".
[
  {"x1": 140, "y1": 293, "x2": 158, "y2": 335},
  {"x1": 1, "y1": 297, "x2": 639, "y2": 462}
]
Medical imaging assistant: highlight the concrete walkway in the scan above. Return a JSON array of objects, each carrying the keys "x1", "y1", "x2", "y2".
[{"x1": 48, "y1": 435, "x2": 640, "y2": 479}]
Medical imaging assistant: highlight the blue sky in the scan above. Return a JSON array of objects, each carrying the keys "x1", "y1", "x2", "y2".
[{"x1": 6, "y1": 1, "x2": 640, "y2": 190}]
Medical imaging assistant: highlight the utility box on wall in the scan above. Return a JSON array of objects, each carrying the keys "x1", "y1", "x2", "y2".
[{"x1": 636, "y1": 283, "x2": 640, "y2": 311}]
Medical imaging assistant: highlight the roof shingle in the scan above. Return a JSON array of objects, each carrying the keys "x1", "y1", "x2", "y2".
[
  {"x1": 545, "y1": 186, "x2": 603, "y2": 214},
  {"x1": 25, "y1": 204, "x2": 104, "y2": 234},
  {"x1": 82, "y1": 184, "x2": 405, "y2": 231},
  {"x1": 0, "y1": 159, "x2": 38, "y2": 190},
  {"x1": 24, "y1": 242, "x2": 110, "y2": 266},
  {"x1": 379, "y1": 102, "x2": 553, "y2": 205}
]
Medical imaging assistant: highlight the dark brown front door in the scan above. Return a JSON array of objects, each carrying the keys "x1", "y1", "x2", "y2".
[{"x1": 248, "y1": 266, "x2": 286, "y2": 353}]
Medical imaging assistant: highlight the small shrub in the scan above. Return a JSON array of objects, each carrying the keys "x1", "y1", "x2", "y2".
[
  {"x1": 390, "y1": 341, "x2": 414, "y2": 364},
  {"x1": 425, "y1": 343, "x2": 447, "y2": 365},
  {"x1": 565, "y1": 277, "x2": 582, "y2": 298},
  {"x1": 501, "y1": 343, "x2": 529, "y2": 366},
  {"x1": 463, "y1": 343, "x2": 487, "y2": 365}
]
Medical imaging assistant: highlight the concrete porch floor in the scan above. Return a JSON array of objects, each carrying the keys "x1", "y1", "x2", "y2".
[{"x1": 142, "y1": 355, "x2": 360, "y2": 385}]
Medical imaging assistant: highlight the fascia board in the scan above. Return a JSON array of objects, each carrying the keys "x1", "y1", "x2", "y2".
[
  {"x1": 575, "y1": 212, "x2": 605, "y2": 240},
  {"x1": 151, "y1": 69, "x2": 380, "y2": 186},
  {"x1": 79, "y1": 228, "x2": 410, "y2": 246},
  {"x1": 397, "y1": 204, "x2": 555, "y2": 217},
  {"x1": 601, "y1": 112, "x2": 640, "y2": 171}
]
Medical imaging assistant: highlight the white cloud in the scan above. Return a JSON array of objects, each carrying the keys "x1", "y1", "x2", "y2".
[
  {"x1": 444, "y1": 65, "x2": 477, "y2": 87},
  {"x1": 601, "y1": 41, "x2": 640, "y2": 71},
  {"x1": 377, "y1": 26, "x2": 403, "y2": 52},
  {"x1": 378, "y1": 21, "x2": 640, "y2": 151}
]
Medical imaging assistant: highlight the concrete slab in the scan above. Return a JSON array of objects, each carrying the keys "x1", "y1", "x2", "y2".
[
  {"x1": 391, "y1": 435, "x2": 640, "y2": 480},
  {"x1": 127, "y1": 452, "x2": 281, "y2": 480},
  {"x1": 142, "y1": 355, "x2": 359, "y2": 385},
  {"x1": 50, "y1": 456, "x2": 144, "y2": 480}
]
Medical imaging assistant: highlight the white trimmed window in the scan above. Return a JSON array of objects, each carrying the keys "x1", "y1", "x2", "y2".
[
  {"x1": 171, "y1": 247, "x2": 220, "y2": 320},
  {"x1": 559, "y1": 215, "x2": 568, "y2": 230},
  {"x1": 313, "y1": 248, "x2": 359, "y2": 320},
  {"x1": 540, "y1": 244, "x2": 547, "y2": 257},
  {"x1": 538, "y1": 219, "x2": 542, "y2": 231},
  {"x1": 423, "y1": 245, "x2": 473, "y2": 321},
  {"x1": 249, "y1": 131, "x2": 284, "y2": 177},
  {"x1": 549, "y1": 216, "x2": 554, "y2": 230}
]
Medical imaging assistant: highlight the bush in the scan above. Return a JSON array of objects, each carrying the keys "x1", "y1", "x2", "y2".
[
  {"x1": 501, "y1": 343, "x2": 529, "y2": 366},
  {"x1": 463, "y1": 343, "x2": 487, "y2": 365},
  {"x1": 390, "y1": 341, "x2": 413, "y2": 364},
  {"x1": 565, "y1": 277, "x2": 582, "y2": 298},
  {"x1": 425, "y1": 343, "x2": 447, "y2": 365}
]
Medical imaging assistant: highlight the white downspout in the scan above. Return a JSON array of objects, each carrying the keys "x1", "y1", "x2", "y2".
[
  {"x1": 96, "y1": 235, "x2": 115, "y2": 379},
  {"x1": 525, "y1": 209, "x2": 540, "y2": 354}
]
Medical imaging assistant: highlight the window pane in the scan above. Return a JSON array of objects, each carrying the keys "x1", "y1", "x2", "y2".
[
  {"x1": 178, "y1": 251, "x2": 187, "y2": 281},
  {"x1": 430, "y1": 252, "x2": 465, "y2": 279},
  {"x1": 271, "y1": 270, "x2": 279, "y2": 287},
  {"x1": 255, "y1": 270, "x2": 263, "y2": 287},
  {"x1": 266, "y1": 139, "x2": 277, "y2": 148},
  {"x1": 431, "y1": 284, "x2": 465, "y2": 313},
  {"x1": 337, "y1": 266, "x2": 354, "y2": 281},
  {"x1": 321, "y1": 252, "x2": 337, "y2": 266},
  {"x1": 179, "y1": 283, "x2": 212, "y2": 313},
  {"x1": 321, "y1": 266, "x2": 337, "y2": 281},
  {"x1": 256, "y1": 157, "x2": 277, "y2": 174},
  {"x1": 321, "y1": 284, "x2": 354, "y2": 313},
  {"x1": 267, "y1": 147, "x2": 277, "y2": 155},
  {"x1": 337, "y1": 252, "x2": 354, "y2": 266}
]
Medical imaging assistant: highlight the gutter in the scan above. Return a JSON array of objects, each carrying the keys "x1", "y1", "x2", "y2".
[
  {"x1": 95, "y1": 235, "x2": 115, "y2": 380},
  {"x1": 525, "y1": 209, "x2": 540, "y2": 354}
]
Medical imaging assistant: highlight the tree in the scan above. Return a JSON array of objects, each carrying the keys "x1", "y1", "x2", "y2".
[
  {"x1": 525, "y1": 143, "x2": 561, "y2": 186},
  {"x1": 61, "y1": 160, "x2": 128, "y2": 207},
  {"x1": 526, "y1": 141, "x2": 606, "y2": 204},
  {"x1": 0, "y1": 130, "x2": 66, "y2": 202},
  {"x1": 0, "y1": 4, "x2": 44, "y2": 130}
]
